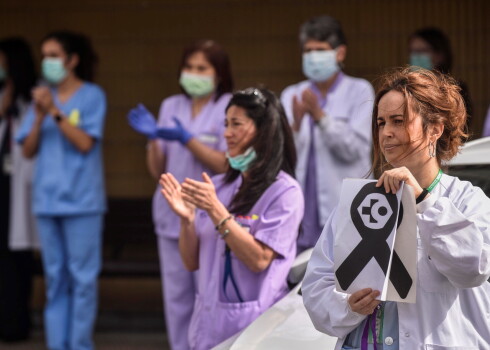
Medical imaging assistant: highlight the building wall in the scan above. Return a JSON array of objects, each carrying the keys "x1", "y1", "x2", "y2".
[{"x1": 1, "y1": 0, "x2": 488, "y2": 197}]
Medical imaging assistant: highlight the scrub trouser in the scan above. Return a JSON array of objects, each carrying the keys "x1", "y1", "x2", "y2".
[
  {"x1": 37, "y1": 214, "x2": 103, "y2": 350},
  {"x1": 157, "y1": 236, "x2": 197, "y2": 350}
]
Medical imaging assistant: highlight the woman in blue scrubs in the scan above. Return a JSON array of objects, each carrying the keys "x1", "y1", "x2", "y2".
[{"x1": 16, "y1": 31, "x2": 106, "y2": 350}]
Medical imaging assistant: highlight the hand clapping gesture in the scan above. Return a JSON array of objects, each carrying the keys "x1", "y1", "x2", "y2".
[
  {"x1": 292, "y1": 95, "x2": 307, "y2": 132},
  {"x1": 160, "y1": 173, "x2": 195, "y2": 222},
  {"x1": 180, "y1": 173, "x2": 227, "y2": 217},
  {"x1": 301, "y1": 88, "x2": 324, "y2": 122},
  {"x1": 32, "y1": 86, "x2": 56, "y2": 115}
]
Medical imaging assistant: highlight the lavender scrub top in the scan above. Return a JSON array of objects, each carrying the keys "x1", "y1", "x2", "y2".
[
  {"x1": 152, "y1": 93, "x2": 230, "y2": 239},
  {"x1": 188, "y1": 171, "x2": 304, "y2": 350}
]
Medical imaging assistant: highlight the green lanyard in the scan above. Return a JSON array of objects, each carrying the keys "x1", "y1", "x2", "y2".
[
  {"x1": 367, "y1": 302, "x2": 385, "y2": 344},
  {"x1": 426, "y1": 169, "x2": 443, "y2": 193}
]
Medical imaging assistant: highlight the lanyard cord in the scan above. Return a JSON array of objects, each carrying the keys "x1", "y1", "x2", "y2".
[
  {"x1": 361, "y1": 305, "x2": 379, "y2": 350},
  {"x1": 426, "y1": 169, "x2": 443, "y2": 192},
  {"x1": 223, "y1": 245, "x2": 244, "y2": 303},
  {"x1": 416, "y1": 169, "x2": 443, "y2": 204}
]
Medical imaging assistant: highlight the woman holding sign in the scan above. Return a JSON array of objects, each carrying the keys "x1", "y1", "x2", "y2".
[
  {"x1": 303, "y1": 67, "x2": 490, "y2": 350},
  {"x1": 160, "y1": 88, "x2": 303, "y2": 350}
]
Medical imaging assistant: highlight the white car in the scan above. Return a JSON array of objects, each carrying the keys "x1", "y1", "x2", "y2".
[{"x1": 213, "y1": 137, "x2": 490, "y2": 350}]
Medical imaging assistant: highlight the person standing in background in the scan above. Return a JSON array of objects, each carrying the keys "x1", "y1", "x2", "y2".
[
  {"x1": 127, "y1": 39, "x2": 233, "y2": 350},
  {"x1": 0, "y1": 37, "x2": 38, "y2": 343},
  {"x1": 160, "y1": 88, "x2": 304, "y2": 350},
  {"x1": 16, "y1": 31, "x2": 106, "y2": 350},
  {"x1": 408, "y1": 27, "x2": 473, "y2": 133},
  {"x1": 281, "y1": 15, "x2": 374, "y2": 253}
]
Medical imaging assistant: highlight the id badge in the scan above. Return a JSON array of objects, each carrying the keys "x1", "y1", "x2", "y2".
[
  {"x1": 2, "y1": 153, "x2": 12, "y2": 175},
  {"x1": 197, "y1": 133, "x2": 219, "y2": 145}
]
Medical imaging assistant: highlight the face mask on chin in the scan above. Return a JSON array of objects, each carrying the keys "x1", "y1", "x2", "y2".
[
  {"x1": 226, "y1": 147, "x2": 257, "y2": 173},
  {"x1": 302, "y1": 49, "x2": 340, "y2": 82},
  {"x1": 179, "y1": 71, "x2": 215, "y2": 98}
]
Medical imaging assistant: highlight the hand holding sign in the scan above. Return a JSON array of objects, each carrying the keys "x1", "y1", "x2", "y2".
[
  {"x1": 348, "y1": 288, "x2": 381, "y2": 315},
  {"x1": 334, "y1": 179, "x2": 417, "y2": 303}
]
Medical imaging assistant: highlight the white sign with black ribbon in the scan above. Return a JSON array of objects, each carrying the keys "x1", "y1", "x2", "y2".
[{"x1": 334, "y1": 179, "x2": 417, "y2": 303}]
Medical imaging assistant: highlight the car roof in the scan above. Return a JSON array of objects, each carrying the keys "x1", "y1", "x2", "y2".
[{"x1": 446, "y1": 137, "x2": 490, "y2": 166}]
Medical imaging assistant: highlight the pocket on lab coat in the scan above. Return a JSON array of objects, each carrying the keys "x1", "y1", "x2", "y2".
[{"x1": 417, "y1": 240, "x2": 452, "y2": 293}]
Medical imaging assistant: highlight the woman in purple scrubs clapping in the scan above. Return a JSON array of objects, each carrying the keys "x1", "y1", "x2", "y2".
[
  {"x1": 127, "y1": 40, "x2": 233, "y2": 350},
  {"x1": 160, "y1": 88, "x2": 304, "y2": 350}
]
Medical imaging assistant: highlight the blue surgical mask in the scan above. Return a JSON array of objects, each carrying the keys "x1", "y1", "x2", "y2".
[
  {"x1": 302, "y1": 50, "x2": 339, "y2": 82},
  {"x1": 0, "y1": 66, "x2": 7, "y2": 82},
  {"x1": 410, "y1": 53, "x2": 433, "y2": 70},
  {"x1": 226, "y1": 147, "x2": 257, "y2": 173},
  {"x1": 42, "y1": 57, "x2": 67, "y2": 84}
]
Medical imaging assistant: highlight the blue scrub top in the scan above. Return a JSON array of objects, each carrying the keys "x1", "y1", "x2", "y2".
[{"x1": 16, "y1": 82, "x2": 107, "y2": 216}]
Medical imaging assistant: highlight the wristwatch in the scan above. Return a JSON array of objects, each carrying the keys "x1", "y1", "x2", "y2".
[{"x1": 54, "y1": 113, "x2": 63, "y2": 123}]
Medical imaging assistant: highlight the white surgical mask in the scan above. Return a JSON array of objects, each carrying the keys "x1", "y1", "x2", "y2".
[
  {"x1": 302, "y1": 50, "x2": 339, "y2": 82},
  {"x1": 179, "y1": 72, "x2": 215, "y2": 98}
]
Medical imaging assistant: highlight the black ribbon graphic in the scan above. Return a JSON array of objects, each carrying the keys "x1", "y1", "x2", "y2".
[{"x1": 335, "y1": 183, "x2": 412, "y2": 299}]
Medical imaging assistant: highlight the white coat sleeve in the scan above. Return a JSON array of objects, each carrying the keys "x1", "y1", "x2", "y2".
[
  {"x1": 316, "y1": 81, "x2": 374, "y2": 163},
  {"x1": 280, "y1": 86, "x2": 309, "y2": 151},
  {"x1": 417, "y1": 185, "x2": 490, "y2": 288},
  {"x1": 302, "y1": 209, "x2": 365, "y2": 338}
]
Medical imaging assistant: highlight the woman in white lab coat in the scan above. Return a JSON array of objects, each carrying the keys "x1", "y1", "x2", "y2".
[{"x1": 302, "y1": 67, "x2": 490, "y2": 350}]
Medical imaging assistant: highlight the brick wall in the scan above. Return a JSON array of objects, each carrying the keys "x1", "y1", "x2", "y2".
[{"x1": 1, "y1": 0, "x2": 488, "y2": 197}]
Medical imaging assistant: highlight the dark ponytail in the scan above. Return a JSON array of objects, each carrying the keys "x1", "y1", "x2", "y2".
[{"x1": 225, "y1": 88, "x2": 297, "y2": 215}]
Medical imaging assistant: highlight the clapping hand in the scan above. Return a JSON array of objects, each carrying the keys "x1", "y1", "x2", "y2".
[
  {"x1": 32, "y1": 86, "x2": 56, "y2": 115},
  {"x1": 180, "y1": 172, "x2": 221, "y2": 213},
  {"x1": 160, "y1": 173, "x2": 195, "y2": 222},
  {"x1": 292, "y1": 95, "x2": 307, "y2": 132},
  {"x1": 301, "y1": 88, "x2": 324, "y2": 122},
  {"x1": 127, "y1": 104, "x2": 158, "y2": 139},
  {"x1": 155, "y1": 117, "x2": 193, "y2": 145}
]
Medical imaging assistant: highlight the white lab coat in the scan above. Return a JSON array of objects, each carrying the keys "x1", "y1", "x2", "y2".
[
  {"x1": 302, "y1": 174, "x2": 490, "y2": 349},
  {"x1": 281, "y1": 74, "x2": 374, "y2": 225},
  {"x1": 0, "y1": 92, "x2": 38, "y2": 250}
]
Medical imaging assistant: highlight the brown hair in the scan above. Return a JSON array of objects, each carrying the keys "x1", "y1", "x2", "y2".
[
  {"x1": 371, "y1": 67, "x2": 467, "y2": 176},
  {"x1": 178, "y1": 39, "x2": 233, "y2": 100}
]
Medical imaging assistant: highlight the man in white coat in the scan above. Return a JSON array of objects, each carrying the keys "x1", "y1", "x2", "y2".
[{"x1": 281, "y1": 15, "x2": 374, "y2": 253}]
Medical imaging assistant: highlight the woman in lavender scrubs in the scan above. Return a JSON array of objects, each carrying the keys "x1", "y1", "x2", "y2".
[
  {"x1": 128, "y1": 40, "x2": 233, "y2": 350},
  {"x1": 160, "y1": 88, "x2": 304, "y2": 350}
]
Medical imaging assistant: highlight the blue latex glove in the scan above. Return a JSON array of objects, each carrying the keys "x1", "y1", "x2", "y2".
[
  {"x1": 155, "y1": 117, "x2": 193, "y2": 145},
  {"x1": 127, "y1": 103, "x2": 158, "y2": 139}
]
